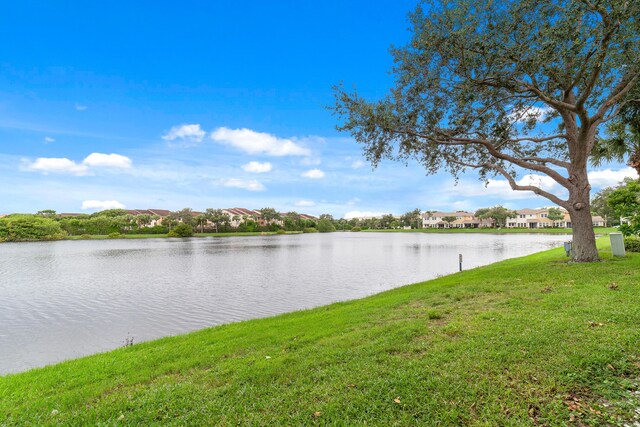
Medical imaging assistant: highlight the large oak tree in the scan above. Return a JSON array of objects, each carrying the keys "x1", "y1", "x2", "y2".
[{"x1": 333, "y1": 0, "x2": 640, "y2": 261}]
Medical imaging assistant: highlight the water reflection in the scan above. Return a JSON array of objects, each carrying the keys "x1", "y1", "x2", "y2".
[{"x1": 0, "y1": 232, "x2": 569, "y2": 374}]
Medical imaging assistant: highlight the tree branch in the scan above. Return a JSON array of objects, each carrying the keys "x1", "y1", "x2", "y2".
[
  {"x1": 511, "y1": 78, "x2": 579, "y2": 112},
  {"x1": 490, "y1": 164, "x2": 569, "y2": 208},
  {"x1": 601, "y1": 98, "x2": 640, "y2": 123},
  {"x1": 521, "y1": 156, "x2": 571, "y2": 169},
  {"x1": 426, "y1": 132, "x2": 573, "y2": 187},
  {"x1": 445, "y1": 157, "x2": 569, "y2": 208},
  {"x1": 398, "y1": 127, "x2": 573, "y2": 187},
  {"x1": 591, "y1": 71, "x2": 640, "y2": 123}
]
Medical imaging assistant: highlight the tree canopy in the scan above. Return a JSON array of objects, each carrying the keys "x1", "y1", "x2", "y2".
[
  {"x1": 608, "y1": 179, "x2": 640, "y2": 235},
  {"x1": 591, "y1": 84, "x2": 640, "y2": 175},
  {"x1": 400, "y1": 208, "x2": 422, "y2": 228},
  {"x1": 474, "y1": 206, "x2": 517, "y2": 227},
  {"x1": 333, "y1": 0, "x2": 640, "y2": 261},
  {"x1": 547, "y1": 208, "x2": 565, "y2": 222}
]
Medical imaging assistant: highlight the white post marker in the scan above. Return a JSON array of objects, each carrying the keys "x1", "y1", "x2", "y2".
[
  {"x1": 610, "y1": 232, "x2": 626, "y2": 257},
  {"x1": 459, "y1": 254, "x2": 463, "y2": 272}
]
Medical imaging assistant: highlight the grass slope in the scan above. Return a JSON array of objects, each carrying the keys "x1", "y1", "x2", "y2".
[{"x1": 1, "y1": 240, "x2": 639, "y2": 426}]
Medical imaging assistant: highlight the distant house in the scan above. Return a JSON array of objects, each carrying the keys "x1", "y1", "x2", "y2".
[
  {"x1": 421, "y1": 211, "x2": 477, "y2": 228},
  {"x1": 125, "y1": 209, "x2": 172, "y2": 227},
  {"x1": 504, "y1": 207, "x2": 605, "y2": 229},
  {"x1": 121, "y1": 208, "x2": 314, "y2": 229},
  {"x1": 222, "y1": 208, "x2": 261, "y2": 227},
  {"x1": 591, "y1": 216, "x2": 605, "y2": 227}
]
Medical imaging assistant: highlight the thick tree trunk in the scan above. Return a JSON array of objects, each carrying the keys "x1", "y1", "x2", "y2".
[
  {"x1": 567, "y1": 192, "x2": 599, "y2": 262},
  {"x1": 564, "y1": 124, "x2": 599, "y2": 262}
]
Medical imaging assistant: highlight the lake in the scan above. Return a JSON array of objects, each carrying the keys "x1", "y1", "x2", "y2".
[{"x1": 0, "y1": 232, "x2": 570, "y2": 374}]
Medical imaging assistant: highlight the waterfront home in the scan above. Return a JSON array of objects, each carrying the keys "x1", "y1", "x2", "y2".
[
  {"x1": 421, "y1": 211, "x2": 479, "y2": 228},
  {"x1": 505, "y1": 208, "x2": 605, "y2": 229},
  {"x1": 222, "y1": 208, "x2": 262, "y2": 228}
]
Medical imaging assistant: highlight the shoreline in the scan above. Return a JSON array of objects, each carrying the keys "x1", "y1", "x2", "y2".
[{"x1": 0, "y1": 227, "x2": 617, "y2": 243}]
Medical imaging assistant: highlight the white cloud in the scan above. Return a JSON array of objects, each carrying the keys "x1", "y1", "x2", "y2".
[
  {"x1": 351, "y1": 160, "x2": 365, "y2": 169},
  {"x1": 162, "y1": 124, "x2": 206, "y2": 146},
  {"x1": 211, "y1": 127, "x2": 311, "y2": 157},
  {"x1": 301, "y1": 169, "x2": 325, "y2": 179},
  {"x1": 44, "y1": 136, "x2": 55, "y2": 143},
  {"x1": 241, "y1": 161, "x2": 272, "y2": 173},
  {"x1": 346, "y1": 197, "x2": 361, "y2": 206},
  {"x1": 588, "y1": 167, "x2": 638, "y2": 188},
  {"x1": 344, "y1": 211, "x2": 388, "y2": 219},
  {"x1": 300, "y1": 156, "x2": 322, "y2": 166},
  {"x1": 22, "y1": 152, "x2": 133, "y2": 176},
  {"x1": 220, "y1": 178, "x2": 265, "y2": 192},
  {"x1": 465, "y1": 168, "x2": 638, "y2": 199},
  {"x1": 83, "y1": 153, "x2": 132, "y2": 169},
  {"x1": 510, "y1": 105, "x2": 553, "y2": 122},
  {"x1": 21, "y1": 157, "x2": 90, "y2": 176},
  {"x1": 75, "y1": 104, "x2": 87, "y2": 111},
  {"x1": 81, "y1": 200, "x2": 125, "y2": 210},
  {"x1": 295, "y1": 200, "x2": 316, "y2": 207}
]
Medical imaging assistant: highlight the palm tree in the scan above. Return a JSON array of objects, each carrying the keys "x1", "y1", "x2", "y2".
[
  {"x1": 205, "y1": 209, "x2": 230, "y2": 233},
  {"x1": 194, "y1": 214, "x2": 207, "y2": 233},
  {"x1": 136, "y1": 214, "x2": 152, "y2": 229},
  {"x1": 591, "y1": 90, "x2": 640, "y2": 176}
]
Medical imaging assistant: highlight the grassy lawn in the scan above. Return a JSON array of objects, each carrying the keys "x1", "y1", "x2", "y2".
[
  {"x1": 1, "y1": 239, "x2": 638, "y2": 425},
  {"x1": 364, "y1": 227, "x2": 617, "y2": 235}
]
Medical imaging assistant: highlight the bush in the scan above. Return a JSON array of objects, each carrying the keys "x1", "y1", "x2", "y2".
[
  {"x1": 276, "y1": 229, "x2": 286, "y2": 234},
  {"x1": 619, "y1": 223, "x2": 640, "y2": 237},
  {"x1": 168, "y1": 223, "x2": 193, "y2": 237},
  {"x1": 108, "y1": 232, "x2": 122, "y2": 239},
  {"x1": 317, "y1": 219, "x2": 336, "y2": 233},
  {"x1": 0, "y1": 214, "x2": 66, "y2": 242},
  {"x1": 80, "y1": 234, "x2": 92, "y2": 239},
  {"x1": 303, "y1": 227, "x2": 318, "y2": 233},
  {"x1": 351, "y1": 226, "x2": 362, "y2": 232},
  {"x1": 624, "y1": 237, "x2": 640, "y2": 252},
  {"x1": 136, "y1": 225, "x2": 168, "y2": 234}
]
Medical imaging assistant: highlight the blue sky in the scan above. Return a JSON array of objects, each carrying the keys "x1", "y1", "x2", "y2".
[{"x1": 1, "y1": 1, "x2": 636, "y2": 217}]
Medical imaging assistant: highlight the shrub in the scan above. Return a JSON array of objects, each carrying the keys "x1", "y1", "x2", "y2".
[
  {"x1": 80, "y1": 234, "x2": 92, "y2": 239},
  {"x1": 108, "y1": 232, "x2": 122, "y2": 239},
  {"x1": 276, "y1": 229, "x2": 286, "y2": 234},
  {"x1": 136, "y1": 225, "x2": 168, "y2": 234},
  {"x1": 351, "y1": 226, "x2": 362, "y2": 232},
  {"x1": 0, "y1": 214, "x2": 66, "y2": 242},
  {"x1": 317, "y1": 219, "x2": 336, "y2": 233},
  {"x1": 303, "y1": 227, "x2": 318, "y2": 233},
  {"x1": 624, "y1": 237, "x2": 640, "y2": 252},
  {"x1": 168, "y1": 223, "x2": 193, "y2": 237}
]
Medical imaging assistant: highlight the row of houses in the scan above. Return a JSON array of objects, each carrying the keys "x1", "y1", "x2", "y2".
[
  {"x1": 123, "y1": 208, "x2": 317, "y2": 228},
  {"x1": 38, "y1": 208, "x2": 317, "y2": 229},
  {"x1": 421, "y1": 208, "x2": 605, "y2": 229}
]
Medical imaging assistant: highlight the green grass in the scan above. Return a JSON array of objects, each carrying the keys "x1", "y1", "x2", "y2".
[
  {"x1": 364, "y1": 227, "x2": 617, "y2": 235},
  {"x1": 1, "y1": 239, "x2": 638, "y2": 426}
]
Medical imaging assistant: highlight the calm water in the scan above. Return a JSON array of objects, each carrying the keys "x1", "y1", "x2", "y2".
[{"x1": 0, "y1": 232, "x2": 569, "y2": 374}]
